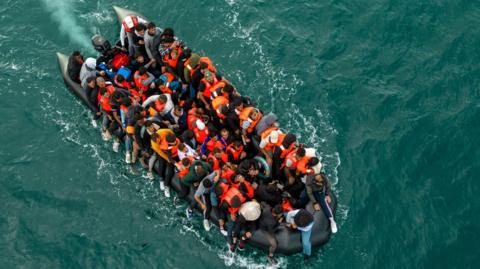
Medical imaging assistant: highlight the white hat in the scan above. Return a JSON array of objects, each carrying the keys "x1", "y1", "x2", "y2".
[
  {"x1": 195, "y1": 119, "x2": 205, "y2": 130},
  {"x1": 269, "y1": 130, "x2": 279, "y2": 143},
  {"x1": 85, "y1": 57, "x2": 97, "y2": 69},
  {"x1": 239, "y1": 201, "x2": 261, "y2": 221}
]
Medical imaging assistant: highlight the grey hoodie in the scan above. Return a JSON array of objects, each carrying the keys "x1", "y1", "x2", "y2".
[{"x1": 144, "y1": 27, "x2": 162, "y2": 61}]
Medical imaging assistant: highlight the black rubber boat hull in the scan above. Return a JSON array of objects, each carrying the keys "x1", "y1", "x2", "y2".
[{"x1": 54, "y1": 5, "x2": 337, "y2": 255}]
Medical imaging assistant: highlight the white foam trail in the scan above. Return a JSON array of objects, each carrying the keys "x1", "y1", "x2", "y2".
[{"x1": 41, "y1": 0, "x2": 93, "y2": 52}]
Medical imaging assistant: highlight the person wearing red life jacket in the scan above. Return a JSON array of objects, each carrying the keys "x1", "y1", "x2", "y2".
[
  {"x1": 239, "y1": 107, "x2": 263, "y2": 143},
  {"x1": 220, "y1": 182, "x2": 247, "y2": 252},
  {"x1": 133, "y1": 66, "x2": 155, "y2": 99},
  {"x1": 192, "y1": 119, "x2": 210, "y2": 144},
  {"x1": 176, "y1": 156, "x2": 193, "y2": 178},
  {"x1": 120, "y1": 15, "x2": 148, "y2": 56},
  {"x1": 227, "y1": 140, "x2": 247, "y2": 164},
  {"x1": 258, "y1": 127, "x2": 283, "y2": 166},
  {"x1": 212, "y1": 178, "x2": 230, "y2": 235},
  {"x1": 271, "y1": 133, "x2": 297, "y2": 179},
  {"x1": 207, "y1": 147, "x2": 229, "y2": 171},
  {"x1": 232, "y1": 174, "x2": 255, "y2": 200},
  {"x1": 197, "y1": 70, "x2": 225, "y2": 110}
]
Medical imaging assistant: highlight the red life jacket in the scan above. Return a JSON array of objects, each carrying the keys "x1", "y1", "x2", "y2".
[
  {"x1": 187, "y1": 108, "x2": 200, "y2": 130},
  {"x1": 221, "y1": 168, "x2": 235, "y2": 184},
  {"x1": 282, "y1": 198, "x2": 293, "y2": 212},
  {"x1": 193, "y1": 126, "x2": 209, "y2": 144},
  {"x1": 281, "y1": 149, "x2": 299, "y2": 170},
  {"x1": 227, "y1": 144, "x2": 244, "y2": 162},
  {"x1": 206, "y1": 139, "x2": 226, "y2": 153},
  {"x1": 99, "y1": 95, "x2": 112, "y2": 112},
  {"x1": 221, "y1": 187, "x2": 246, "y2": 216},
  {"x1": 233, "y1": 181, "x2": 254, "y2": 199},
  {"x1": 200, "y1": 77, "x2": 225, "y2": 99},
  {"x1": 154, "y1": 99, "x2": 166, "y2": 113},
  {"x1": 163, "y1": 48, "x2": 182, "y2": 68},
  {"x1": 134, "y1": 71, "x2": 151, "y2": 91},
  {"x1": 177, "y1": 156, "x2": 194, "y2": 178},
  {"x1": 211, "y1": 95, "x2": 229, "y2": 120},
  {"x1": 123, "y1": 15, "x2": 139, "y2": 33},
  {"x1": 216, "y1": 180, "x2": 230, "y2": 197},
  {"x1": 239, "y1": 107, "x2": 263, "y2": 134},
  {"x1": 114, "y1": 75, "x2": 132, "y2": 89},
  {"x1": 111, "y1": 53, "x2": 130, "y2": 70},
  {"x1": 207, "y1": 152, "x2": 228, "y2": 170}
]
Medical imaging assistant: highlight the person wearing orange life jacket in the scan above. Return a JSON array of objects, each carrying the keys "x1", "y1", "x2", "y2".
[
  {"x1": 207, "y1": 147, "x2": 229, "y2": 171},
  {"x1": 281, "y1": 147, "x2": 318, "y2": 198},
  {"x1": 270, "y1": 133, "x2": 297, "y2": 179},
  {"x1": 142, "y1": 94, "x2": 174, "y2": 120},
  {"x1": 220, "y1": 184, "x2": 247, "y2": 250},
  {"x1": 133, "y1": 66, "x2": 155, "y2": 96},
  {"x1": 192, "y1": 119, "x2": 210, "y2": 144},
  {"x1": 150, "y1": 130, "x2": 177, "y2": 198},
  {"x1": 259, "y1": 127, "x2": 284, "y2": 166},
  {"x1": 212, "y1": 178, "x2": 231, "y2": 235},
  {"x1": 232, "y1": 174, "x2": 255, "y2": 200},
  {"x1": 98, "y1": 87, "x2": 114, "y2": 141},
  {"x1": 227, "y1": 140, "x2": 247, "y2": 164},
  {"x1": 176, "y1": 156, "x2": 193, "y2": 178},
  {"x1": 120, "y1": 15, "x2": 148, "y2": 56},
  {"x1": 211, "y1": 95, "x2": 229, "y2": 122},
  {"x1": 239, "y1": 107, "x2": 263, "y2": 143},
  {"x1": 200, "y1": 131, "x2": 227, "y2": 157},
  {"x1": 163, "y1": 47, "x2": 182, "y2": 71},
  {"x1": 154, "y1": 72, "x2": 181, "y2": 97},
  {"x1": 190, "y1": 59, "x2": 217, "y2": 94},
  {"x1": 197, "y1": 70, "x2": 225, "y2": 109}
]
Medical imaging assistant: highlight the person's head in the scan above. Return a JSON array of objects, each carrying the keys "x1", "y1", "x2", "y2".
[
  {"x1": 147, "y1": 22, "x2": 157, "y2": 35},
  {"x1": 166, "y1": 133, "x2": 177, "y2": 146},
  {"x1": 307, "y1": 157, "x2": 319, "y2": 168},
  {"x1": 214, "y1": 182, "x2": 227, "y2": 197},
  {"x1": 213, "y1": 147, "x2": 223, "y2": 159},
  {"x1": 249, "y1": 108, "x2": 260, "y2": 120},
  {"x1": 296, "y1": 148, "x2": 306, "y2": 159},
  {"x1": 232, "y1": 99, "x2": 243, "y2": 110},
  {"x1": 135, "y1": 24, "x2": 146, "y2": 35},
  {"x1": 194, "y1": 163, "x2": 205, "y2": 175},
  {"x1": 120, "y1": 97, "x2": 132, "y2": 107},
  {"x1": 146, "y1": 121, "x2": 157, "y2": 134},
  {"x1": 100, "y1": 87, "x2": 109, "y2": 97},
  {"x1": 222, "y1": 84, "x2": 234, "y2": 95},
  {"x1": 86, "y1": 76, "x2": 96, "y2": 88},
  {"x1": 199, "y1": 61, "x2": 209, "y2": 73},
  {"x1": 96, "y1": 77, "x2": 106, "y2": 89},
  {"x1": 268, "y1": 130, "x2": 279, "y2": 144},
  {"x1": 220, "y1": 128, "x2": 229, "y2": 140},
  {"x1": 170, "y1": 49, "x2": 179, "y2": 60},
  {"x1": 116, "y1": 74, "x2": 125, "y2": 84},
  {"x1": 266, "y1": 181, "x2": 278, "y2": 193},
  {"x1": 234, "y1": 173, "x2": 245, "y2": 183},
  {"x1": 232, "y1": 140, "x2": 243, "y2": 150},
  {"x1": 184, "y1": 129, "x2": 194, "y2": 140},
  {"x1": 151, "y1": 132, "x2": 160, "y2": 143},
  {"x1": 204, "y1": 70, "x2": 214, "y2": 83},
  {"x1": 230, "y1": 196, "x2": 242, "y2": 209},
  {"x1": 173, "y1": 105, "x2": 183, "y2": 117},
  {"x1": 283, "y1": 133, "x2": 297, "y2": 148},
  {"x1": 314, "y1": 173, "x2": 325, "y2": 184},
  {"x1": 178, "y1": 143, "x2": 187, "y2": 152},
  {"x1": 134, "y1": 52, "x2": 144, "y2": 63},
  {"x1": 218, "y1": 105, "x2": 229, "y2": 116},
  {"x1": 158, "y1": 94, "x2": 167, "y2": 104},
  {"x1": 138, "y1": 66, "x2": 147, "y2": 76},
  {"x1": 272, "y1": 204, "x2": 283, "y2": 216},
  {"x1": 72, "y1": 51, "x2": 83, "y2": 62},
  {"x1": 202, "y1": 178, "x2": 213, "y2": 188},
  {"x1": 162, "y1": 27, "x2": 175, "y2": 37},
  {"x1": 181, "y1": 157, "x2": 192, "y2": 167},
  {"x1": 293, "y1": 209, "x2": 314, "y2": 228}
]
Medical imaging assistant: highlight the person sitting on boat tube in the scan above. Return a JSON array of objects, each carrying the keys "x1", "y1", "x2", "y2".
[
  {"x1": 120, "y1": 15, "x2": 148, "y2": 56},
  {"x1": 67, "y1": 51, "x2": 84, "y2": 84},
  {"x1": 230, "y1": 201, "x2": 261, "y2": 252}
]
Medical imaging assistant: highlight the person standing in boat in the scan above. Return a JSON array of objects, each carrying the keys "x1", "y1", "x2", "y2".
[
  {"x1": 286, "y1": 209, "x2": 315, "y2": 262},
  {"x1": 144, "y1": 22, "x2": 162, "y2": 66},
  {"x1": 67, "y1": 51, "x2": 83, "y2": 83},
  {"x1": 120, "y1": 15, "x2": 148, "y2": 56}
]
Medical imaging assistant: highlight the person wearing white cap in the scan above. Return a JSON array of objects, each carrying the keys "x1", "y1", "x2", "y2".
[
  {"x1": 229, "y1": 201, "x2": 261, "y2": 252},
  {"x1": 259, "y1": 127, "x2": 283, "y2": 166}
]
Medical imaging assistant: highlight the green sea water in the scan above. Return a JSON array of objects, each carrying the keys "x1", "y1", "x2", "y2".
[{"x1": 1, "y1": 0, "x2": 479, "y2": 268}]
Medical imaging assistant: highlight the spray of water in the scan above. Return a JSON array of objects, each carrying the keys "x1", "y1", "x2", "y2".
[{"x1": 41, "y1": 0, "x2": 93, "y2": 52}]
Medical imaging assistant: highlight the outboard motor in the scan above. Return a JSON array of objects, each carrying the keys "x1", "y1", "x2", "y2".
[{"x1": 91, "y1": 34, "x2": 112, "y2": 55}]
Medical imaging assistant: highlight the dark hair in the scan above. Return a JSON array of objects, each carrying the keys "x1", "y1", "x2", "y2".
[
  {"x1": 162, "y1": 27, "x2": 174, "y2": 37},
  {"x1": 199, "y1": 61, "x2": 209, "y2": 70},
  {"x1": 135, "y1": 23, "x2": 146, "y2": 32},
  {"x1": 178, "y1": 143, "x2": 186, "y2": 151},
  {"x1": 151, "y1": 132, "x2": 159, "y2": 142},
  {"x1": 116, "y1": 74, "x2": 125, "y2": 83},
  {"x1": 120, "y1": 97, "x2": 132, "y2": 107},
  {"x1": 100, "y1": 88, "x2": 107, "y2": 95},
  {"x1": 297, "y1": 148, "x2": 306, "y2": 157},
  {"x1": 214, "y1": 182, "x2": 226, "y2": 197},
  {"x1": 181, "y1": 157, "x2": 191, "y2": 166},
  {"x1": 134, "y1": 52, "x2": 143, "y2": 59},
  {"x1": 307, "y1": 157, "x2": 319, "y2": 167},
  {"x1": 230, "y1": 196, "x2": 242, "y2": 209},
  {"x1": 283, "y1": 133, "x2": 297, "y2": 147},
  {"x1": 183, "y1": 129, "x2": 194, "y2": 139},
  {"x1": 139, "y1": 66, "x2": 147, "y2": 75},
  {"x1": 219, "y1": 105, "x2": 229, "y2": 115},
  {"x1": 158, "y1": 94, "x2": 167, "y2": 103},
  {"x1": 293, "y1": 209, "x2": 314, "y2": 228},
  {"x1": 203, "y1": 178, "x2": 213, "y2": 188},
  {"x1": 233, "y1": 140, "x2": 242, "y2": 148},
  {"x1": 232, "y1": 99, "x2": 243, "y2": 108},
  {"x1": 72, "y1": 51, "x2": 81, "y2": 56},
  {"x1": 223, "y1": 84, "x2": 234, "y2": 94},
  {"x1": 166, "y1": 133, "x2": 176, "y2": 143},
  {"x1": 272, "y1": 204, "x2": 283, "y2": 215},
  {"x1": 213, "y1": 147, "x2": 222, "y2": 154},
  {"x1": 86, "y1": 76, "x2": 96, "y2": 84},
  {"x1": 147, "y1": 22, "x2": 156, "y2": 29}
]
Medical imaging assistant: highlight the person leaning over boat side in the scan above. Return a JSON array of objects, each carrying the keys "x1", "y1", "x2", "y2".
[
  {"x1": 67, "y1": 51, "x2": 84, "y2": 83},
  {"x1": 194, "y1": 170, "x2": 218, "y2": 231},
  {"x1": 120, "y1": 15, "x2": 148, "y2": 56},
  {"x1": 286, "y1": 209, "x2": 315, "y2": 262},
  {"x1": 258, "y1": 204, "x2": 283, "y2": 265},
  {"x1": 239, "y1": 107, "x2": 263, "y2": 144},
  {"x1": 180, "y1": 160, "x2": 212, "y2": 219},
  {"x1": 230, "y1": 201, "x2": 261, "y2": 252},
  {"x1": 298, "y1": 173, "x2": 337, "y2": 233}
]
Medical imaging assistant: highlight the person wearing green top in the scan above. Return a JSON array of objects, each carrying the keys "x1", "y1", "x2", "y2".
[{"x1": 179, "y1": 160, "x2": 212, "y2": 219}]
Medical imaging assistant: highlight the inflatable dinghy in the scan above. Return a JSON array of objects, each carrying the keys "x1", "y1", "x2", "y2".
[{"x1": 55, "y1": 5, "x2": 337, "y2": 255}]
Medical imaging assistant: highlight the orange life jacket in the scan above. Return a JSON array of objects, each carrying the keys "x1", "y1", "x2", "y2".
[
  {"x1": 233, "y1": 181, "x2": 254, "y2": 199},
  {"x1": 296, "y1": 156, "x2": 313, "y2": 174},
  {"x1": 100, "y1": 95, "x2": 112, "y2": 112},
  {"x1": 159, "y1": 72, "x2": 175, "y2": 94},
  {"x1": 187, "y1": 108, "x2": 200, "y2": 130},
  {"x1": 211, "y1": 95, "x2": 229, "y2": 119},
  {"x1": 239, "y1": 107, "x2": 263, "y2": 134},
  {"x1": 200, "y1": 77, "x2": 225, "y2": 99},
  {"x1": 154, "y1": 99, "x2": 166, "y2": 113},
  {"x1": 221, "y1": 168, "x2": 236, "y2": 184},
  {"x1": 193, "y1": 126, "x2": 209, "y2": 144},
  {"x1": 207, "y1": 152, "x2": 228, "y2": 170},
  {"x1": 163, "y1": 48, "x2": 182, "y2": 68},
  {"x1": 221, "y1": 187, "x2": 246, "y2": 216},
  {"x1": 279, "y1": 143, "x2": 296, "y2": 159},
  {"x1": 227, "y1": 144, "x2": 244, "y2": 162},
  {"x1": 281, "y1": 149, "x2": 299, "y2": 170},
  {"x1": 282, "y1": 198, "x2": 293, "y2": 212},
  {"x1": 178, "y1": 156, "x2": 194, "y2": 178},
  {"x1": 184, "y1": 56, "x2": 216, "y2": 78},
  {"x1": 134, "y1": 71, "x2": 151, "y2": 92},
  {"x1": 261, "y1": 127, "x2": 285, "y2": 151},
  {"x1": 123, "y1": 15, "x2": 139, "y2": 32},
  {"x1": 216, "y1": 180, "x2": 230, "y2": 197},
  {"x1": 206, "y1": 139, "x2": 226, "y2": 153}
]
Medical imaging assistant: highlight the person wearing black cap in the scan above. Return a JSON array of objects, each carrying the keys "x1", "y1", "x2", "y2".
[{"x1": 286, "y1": 209, "x2": 315, "y2": 261}]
